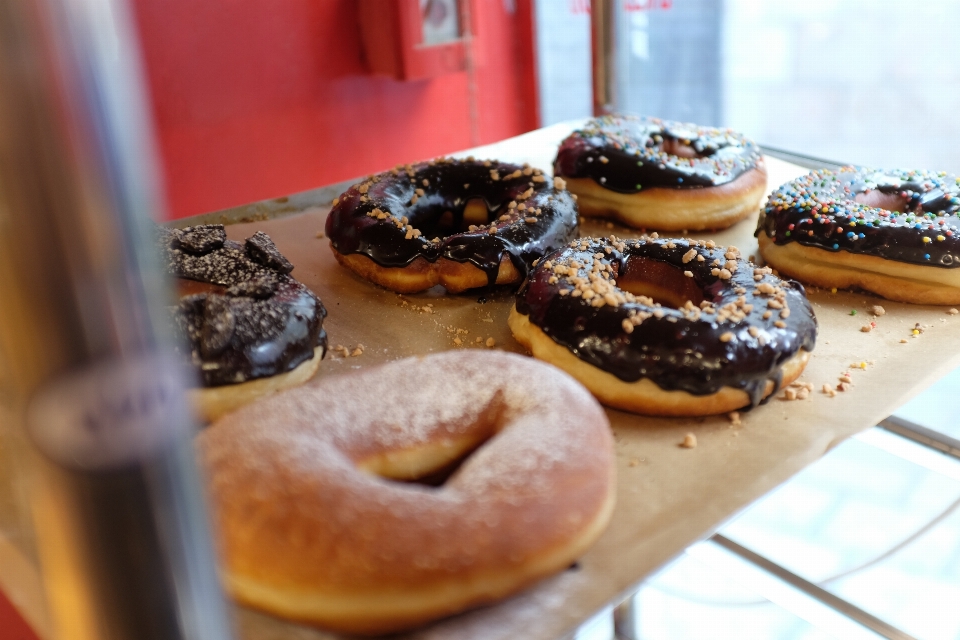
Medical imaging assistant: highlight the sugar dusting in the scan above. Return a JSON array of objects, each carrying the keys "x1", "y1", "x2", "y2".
[
  {"x1": 199, "y1": 351, "x2": 615, "y2": 588},
  {"x1": 211, "y1": 351, "x2": 609, "y2": 499}
]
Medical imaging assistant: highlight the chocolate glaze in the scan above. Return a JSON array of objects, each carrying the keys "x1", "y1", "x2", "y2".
[
  {"x1": 325, "y1": 157, "x2": 579, "y2": 287},
  {"x1": 758, "y1": 167, "x2": 960, "y2": 268},
  {"x1": 159, "y1": 225, "x2": 327, "y2": 387},
  {"x1": 515, "y1": 236, "x2": 817, "y2": 407},
  {"x1": 554, "y1": 115, "x2": 762, "y2": 194}
]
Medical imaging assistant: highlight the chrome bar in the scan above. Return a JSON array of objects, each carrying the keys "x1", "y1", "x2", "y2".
[
  {"x1": 712, "y1": 534, "x2": 916, "y2": 640},
  {"x1": 0, "y1": 0, "x2": 234, "y2": 638},
  {"x1": 612, "y1": 596, "x2": 637, "y2": 640},
  {"x1": 879, "y1": 415, "x2": 960, "y2": 460},
  {"x1": 591, "y1": 0, "x2": 616, "y2": 115},
  {"x1": 757, "y1": 144, "x2": 845, "y2": 170}
]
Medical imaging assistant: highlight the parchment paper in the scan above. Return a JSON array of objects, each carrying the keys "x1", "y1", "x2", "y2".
[{"x1": 5, "y1": 123, "x2": 960, "y2": 640}]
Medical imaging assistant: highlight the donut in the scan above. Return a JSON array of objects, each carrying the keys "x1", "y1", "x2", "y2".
[
  {"x1": 159, "y1": 224, "x2": 328, "y2": 422},
  {"x1": 509, "y1": 235, "x2": 817, "y2": 416},
  {"x1": 325, "y1": 157, "x2": 579, "y2": 293},
  {"x1": 553, "y1": 115, "x2": 767, "y2": 231},
  {"x1": 758, "y1": 167, "x2": 960, "y2": 304},
  {"x1": 197, "y1": 350, "x2": 615, "y2": 635}
]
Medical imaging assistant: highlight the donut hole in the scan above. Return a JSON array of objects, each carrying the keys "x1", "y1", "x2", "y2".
[
  {"x1": 462, "y1": 198, "x2": 490, "y2": 225},
  {"x1": 616, "y1": 257, "x2": 706, "y2": 308},
  {"x1": 417, "y1": 198, "x2": 492, "y2": 239},
  {"x1": 855, "y1": 189, "x2": 909, "y2": 212},
  {"x1": 356, "y1": 390, "x2": 506, "y2": 487},
  {"x1": 661, "y1": 138, "x2": 701, "y2": 159}
]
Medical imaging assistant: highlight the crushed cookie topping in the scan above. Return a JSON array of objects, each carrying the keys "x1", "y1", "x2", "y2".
[{"x1": 159, "y1": 225, "x2": 327, "y2": 387}]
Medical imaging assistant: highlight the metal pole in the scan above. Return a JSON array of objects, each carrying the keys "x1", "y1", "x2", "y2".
[
  {"x1": 613, "y1": 595, "x2": 638, "y2": 640},
  {"x1": 591, "y1": 0, "x2": 616, "y2": 116},
  {"x1": 0, "y1": 1, "x2": 234, "y2": 639}
]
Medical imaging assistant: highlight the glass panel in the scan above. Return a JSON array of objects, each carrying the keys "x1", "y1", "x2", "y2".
[
  {"x1": 614, "y1": 0, "x2": 722, "y2": 126},
  {"x1": 895, "y1": 365, "x2": 960, "y2": 440},
  {"x1": 721, "y1": 430, "x2": 960, "y2": 640},
  {"x1": 535, "y1": 1, "x2": 960, "y2": 172},
  {"x1": 533, "y1": 0, "x2": 592, "y2": 125},
  {"x1": 722, "y1": 1, "x2": 960, "y2": 171},
  {"x1": 631, "y1": 551, "x2": 841, "y2": 640}
]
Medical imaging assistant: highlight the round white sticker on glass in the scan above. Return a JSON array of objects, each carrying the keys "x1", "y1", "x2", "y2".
[{"x1": 27, "y1": 353, "x2": 193, "y2": 470}]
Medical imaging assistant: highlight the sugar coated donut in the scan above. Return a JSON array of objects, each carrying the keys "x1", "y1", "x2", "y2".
[
  {"x1": 159, "y1": 225, "x2": 327, "y2": 422},
  {"x1": 509, "y1": 236, "x2": 817, "y2": 416},
  {"x1": 758, "y1": 167, "x2": 960, "y2": 304},
  {"x1": 326, "y1": 157, "x2": 578, "y2": 293},
  {"x1": 554, "y1": 115, "x2": 766, "y2": 231},
  {"x1": 198, "y1": 350, "x2": 615, "y2": 634}
]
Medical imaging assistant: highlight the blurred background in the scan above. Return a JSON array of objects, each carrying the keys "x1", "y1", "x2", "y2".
[
  {"x1": 536, "y1": 0, "x2": 960, "y2": 173},
  {"x1": 133, "y1": 0, "x2": 960, "y2": 221}
]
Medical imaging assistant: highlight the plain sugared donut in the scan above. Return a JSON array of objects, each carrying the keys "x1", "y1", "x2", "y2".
[
  {"x1": 509, "y1": 236, "x2": 817, "y2": 416},
  {"x1": 758, "y1": 167, "x2": 960, "y2": 304},
  {"x1": 325, "y1": 157, "x2": 579, "y2": 293},
  {"x1": 554, "y1": 115, "x2": 767, "y2": 231},
  {"x1": 197, "y1": 351, "x2": 615, "y2": 635}
]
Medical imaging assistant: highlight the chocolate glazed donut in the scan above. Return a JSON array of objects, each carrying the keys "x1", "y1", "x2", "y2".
[
  {"x1": 758, "y1": 167, "x2": 960, "y2": 304},
  {"x1": 159, "y1": 224, "x2": 328, "y2": 421},
  {"x1": 509, "y1": 236, "x2": 817, "y2": 416},
  {"x1": 325, "y1": 157, "x2": 579, "y2": 293},
  {"x1": 554, "y1": 115, "x2": 767, "y2": 231}
]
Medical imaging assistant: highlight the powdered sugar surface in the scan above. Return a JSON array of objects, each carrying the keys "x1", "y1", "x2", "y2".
[
  {"x1": 200, "y1": 350, "x2": 615, "y2": 590},
  {"x1": 211, "y1": 350, "x2": 610, "y2": 499}
]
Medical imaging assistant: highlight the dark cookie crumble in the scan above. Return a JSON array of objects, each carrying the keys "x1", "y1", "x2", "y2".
[{"x1": 160, "y1": 224, "x2": 327, "y2": 387}]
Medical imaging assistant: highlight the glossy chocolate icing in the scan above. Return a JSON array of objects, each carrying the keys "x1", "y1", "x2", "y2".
[
  {"x1": 759, "y1": 167, "x2": 960, "y2": 268},
  {"x1": 325, "y1": 157, "x2": 579, "y2": 287},
  {"x1": 159, "y1": 225, "x2": 327, "y2": 387},
  {"x1": 554, "y1": 115, "x2": 762, "y2": 193},
  {"x1": 515, "y1": 236, "x2": 817, "y2": 406}
]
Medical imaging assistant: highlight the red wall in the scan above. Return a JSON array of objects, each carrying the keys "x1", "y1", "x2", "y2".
[
  {"x1": 0, "y1": 592, "x2": 38, "y2": 640},
  {"x1": 132, "y1": 0, "x2": 539, "y2": 220}
]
